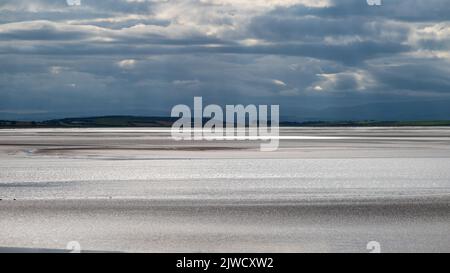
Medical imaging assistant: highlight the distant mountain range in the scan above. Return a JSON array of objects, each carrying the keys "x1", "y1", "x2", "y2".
[
  {"x1": 282, "y1": 100, "x2": 450, "y2": 121},
  {"x1": 2, "y1": 99, "x2": 450, "y2": 122},
  {"x1": 1, "y1": 116, "x2": 450, "y2": 128}
]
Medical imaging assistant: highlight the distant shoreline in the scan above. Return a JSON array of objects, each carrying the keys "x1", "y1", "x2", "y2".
[{"x1": 1, "y1": 116, "x2": 450, "y2": 128}]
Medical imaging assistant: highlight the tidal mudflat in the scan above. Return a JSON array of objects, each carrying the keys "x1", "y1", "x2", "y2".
[{"x1": 0, "y1": 127, "x2": 449, "y2": 252}]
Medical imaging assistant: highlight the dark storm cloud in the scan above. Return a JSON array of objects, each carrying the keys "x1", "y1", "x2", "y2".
[
  {"x1": 209, "y1": 42, "x2": 410, "y2": 65},
  {"x1": 371, "y1": 59, "x2": 450, "y2": 94},
  {"x1": 81, "y1": 18, "x2": 171, "y2": 30},
  {"x1": 0, "y1": 23, "x2": 89, "y2": 40},
  {"x1": 0, "y1": 37, "x2": 409, "y2": 66},
  {"x1": 0, "y1": 0, "x2": 449, "y2": 120}
]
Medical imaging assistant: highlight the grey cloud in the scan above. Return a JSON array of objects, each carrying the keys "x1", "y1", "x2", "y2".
[
  {"x1": 1, "y1": 0, "x2": 450, "y2": 120},
  {"x1": 371, "y1": 59, "x2": 450, "y2": 94},
  {"x1": 79, "y1": 18, "x2": 171, "y2": 30},
  {"x1": 275, "y1": 0, "x2": 450, "y2": 22},
  {"x1": 0, "y1": 0, "x2": 157, "y2": 14},
  {"x1": 0, "y1": 38, "x2": 410, "y2": 66},
  {"x1": 248, "y1": 15, "x2": 410, "y2": 43},
  {"x1": 0, "y1": 23, "x2": 89, "y2": 40}
]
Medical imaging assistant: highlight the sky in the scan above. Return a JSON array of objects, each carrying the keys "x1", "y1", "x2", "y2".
[{"x1": 0, "y1": 0, "x2": 450, "y2": 121}]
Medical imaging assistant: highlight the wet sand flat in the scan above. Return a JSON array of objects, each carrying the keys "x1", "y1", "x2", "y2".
[
  {"x1": 1, "y1": 199, "x2": 449, "y2": 253},
  {"x1": 0, "y1": 127, "x2": 449, "y2": 252}
]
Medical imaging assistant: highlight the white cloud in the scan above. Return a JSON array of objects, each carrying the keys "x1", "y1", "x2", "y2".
[
  {"x1": 272, "y1": 79, "x2": 287, "y2": 87},
  {"x1": 312, "y1": 71, "x2": 376, "y2": 92},
  {"x1": 313, "y1": 85, "x2": 323, "y2": 91},
  {"x1": 117, "y1": 59, "x2": 136, "y2": 69},
  {"x1": 172, "y1": 79, "x2": 201, "y2": 86},
  {"x1": 49, "y1": 66, "x2": 63, "y2": 75},
  {"x1": 198, "y1": 0, "x2": 330, "y2": 9}
]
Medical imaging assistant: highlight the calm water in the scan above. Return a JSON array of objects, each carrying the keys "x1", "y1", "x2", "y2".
[{"x1": 0, "y1": 128, "x2": 449, "y2": 252}]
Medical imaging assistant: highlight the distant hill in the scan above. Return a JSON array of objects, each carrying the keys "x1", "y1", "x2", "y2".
[
  {"x1": 0, "y1": 116, "x2": 177, "y2": 128},
  {"x1": 2, "y1": 116, "x2": 450, "y2": 128},
  {"x1": 43, "y1": 116, "x2": 177, "y2": 127}
]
